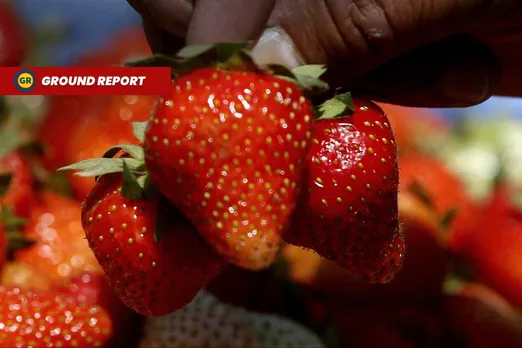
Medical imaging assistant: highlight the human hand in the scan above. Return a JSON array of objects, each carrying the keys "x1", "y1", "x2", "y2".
[{"x1": 127, "y1": 0, "x2": 522, "y2": 107}]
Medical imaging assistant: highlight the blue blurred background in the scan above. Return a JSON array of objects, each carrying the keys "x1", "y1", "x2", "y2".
[{"x1": 11, "y1": 0, "x2": 522, "y2": 120}]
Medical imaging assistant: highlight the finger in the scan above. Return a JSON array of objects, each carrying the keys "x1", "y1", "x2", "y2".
[
  {"x1": 344, "y1": 35, "x2": 500, "y2": 108},
  {"x1": 251, "y1": 27, "x2": 304, "y2": 68},
  {"x1": 186, "y1": 0, "x2": 275, "y2": 45},
  {"x1": 492, "y1": 52, "x2": 522, "y2": 97},
  {"x1": 142, "y1": 18, "x2": 186, "y2": 55},
  {"x1": 128, "y1": 0, "x2": 193, "y2": 37}
]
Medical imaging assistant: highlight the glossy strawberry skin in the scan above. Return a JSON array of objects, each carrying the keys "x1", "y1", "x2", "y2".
[
  {"x1": 144, "y1": 68, "x2": 313, "y2": 270},
  {"x1": 0, "y1": 152, "x2": 35, "y2": 217},
  {"x1": 57, "y1": 272, "x2": 142, "y2": 348},
  {"x1": 286, "y1": 98, "x2": 404, "y2": 283},
  {"x1": 82, "y1": 174, "x2": 226, "y2": 316},
  {"x1": 0, "y1": 286, "x2": 113, "y2": 347}
]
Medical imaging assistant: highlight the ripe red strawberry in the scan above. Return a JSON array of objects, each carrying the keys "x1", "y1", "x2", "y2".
[
  {"x1": 144, "y1": 67, "x2": 314, "y2": 270},
  {"x1": 285, "y1": 96, "x2": 404, "y2": 283},
  {"x1": 0, "y1": 2, "x2": 27, "y2": 66},
  {"x1": 0, "y1": 285, "x2": 113, "y2": 347},
  {"x1": 462, "y1": 185, "x2": 522, "y2": 307},
  {"x1": 0, "y1": 151, "x2": 35, "y2": 217},
  {"x1": 399, "y1": 154, "x2": 477, "y2": 252},
  {"x1": 81, "y1": 173, "x2": 226, "y2": 316},
  {"x1": 56, "y1": 272, "x2": 142, "y2": 348},
  {"x1": 15, "y1": 190, "x2": 102, "y2": 284}
]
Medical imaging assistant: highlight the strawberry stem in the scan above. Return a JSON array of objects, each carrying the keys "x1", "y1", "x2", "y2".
[{"x1": 121, "y1": 161, "x2": 145, "y2": 200}]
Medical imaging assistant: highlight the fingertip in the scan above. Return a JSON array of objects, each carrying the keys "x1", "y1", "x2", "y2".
[{"x1": 186, "y1": 0, "x2": 275, "y2": 45}]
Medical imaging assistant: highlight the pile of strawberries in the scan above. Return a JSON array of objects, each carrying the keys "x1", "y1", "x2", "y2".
[{"x1": 1, "y1": 4, "x2": 522, "y2": 347}]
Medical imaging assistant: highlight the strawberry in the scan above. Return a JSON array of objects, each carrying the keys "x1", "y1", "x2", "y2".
[
  {"x1": 66, "y1": 95, "x2": 155, "y2": 200},
  {"x1": 285, "y1": 95, "x2": 404, "y2": 283},
  {"x1": 281, "y1": 188, "x2": 447, "y2": 303},
  {"x1": 140, "y1": 290, "x2": 325, "y2": 347},
  {"x1": 56, "y1": 272, "x2": 143, "y2": 348},
  {"x1": 38, "y1": 95, "x2": 110, "y2": 171},
  {"x1": 143, "y1": 47, "x2": 317, "y2": 270},
  {"x1": 0, "y1": 151, "x2": 35, "y2": 217},
  {"x1": 399, "y1": 153, "x2": 477, "y2": 252},
  {"x1": 443, "y1": 286, "x2": 522, "y2": 348},
  {"x1": 14, "y1": 190, "x2": 102, "y2": 284},
  {"x1": 81, "y1": 172, "x2": 226, "y2": 316},
  {"x1": 462, "y1": 185, "x2": 522, "y2": 307},
  {"x1": 0, "y1": 2, "x2": 27, "y2": 66},
  {"x1": 0, "y1": 262, "x2": 52, "y2": 291},
  {"x1": 0, "y1": 285, "x2": 113, "y2": 347},
  {"x1": 452, "y1": 282, "x2": 520, "y2": 319}
]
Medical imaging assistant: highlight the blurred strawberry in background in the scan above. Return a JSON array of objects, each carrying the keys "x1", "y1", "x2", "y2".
[
  {"x1": 443, "y1": 282, "x2": 522, "y2": 348},
  {"x1": 2, "y1": 3, "x2": 522, "y2": 345},
  {"x1": 399, "y1": 154, "x2": 478, "y2": 253},
  {"x1": 462, "y1": 183, "x2": 522, "y2": 308},
  {"x1": 0, "y1": 2, "x2": 28, "y2": 66},
  {"x1": 378, "y1": 102, "x2": 450, "y2": 154},
  {"x1": 37, "y1": 28, "x2": 152, "y2": 176},
  {"x1": 14, "y1": 190, "x2": 102, "y2": 283}
]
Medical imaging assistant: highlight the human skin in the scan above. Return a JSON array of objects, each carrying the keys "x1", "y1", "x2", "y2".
[{"x1": 127, "y1": 0, "x2": 522, "y2": 107}]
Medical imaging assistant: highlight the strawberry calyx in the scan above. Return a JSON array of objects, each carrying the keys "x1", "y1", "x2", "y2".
[
  {"x1": 58, "y1": 125, "x2": 173, "y2": 241},
  {"x1": 316, "y1": 92, "x2": 354, "y2": 120},
  {"x1": 125, "y1": 42, "x2": 329, "y2": 94}
]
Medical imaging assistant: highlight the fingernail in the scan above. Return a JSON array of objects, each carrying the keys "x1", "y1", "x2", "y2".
[
  {"x1": 440, "y1": 65, "x2": 491, "y2": 104},
  {"x1": 252, "y1": 27, "x2": 304, "y2": 68}
]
